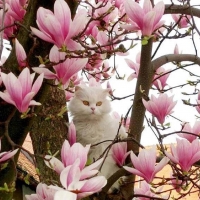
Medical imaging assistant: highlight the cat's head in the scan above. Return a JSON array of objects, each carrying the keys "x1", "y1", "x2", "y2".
[{"x1": 68, "y1": 85, "x2": 111, "y2": 118}]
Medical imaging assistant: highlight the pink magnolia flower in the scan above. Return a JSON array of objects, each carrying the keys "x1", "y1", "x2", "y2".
[
  {"x1": 0, "y1": 5, "x2": 15, "y2": 39},
  {"x1": 85, "y1": 53, "x2": 103, "y2": 71},
  {"x1": 172, "y1": 14, "x2": 191, "y2": 29},
  {"x1": 135, "y1": 181, "x2": 168, "y2": 200},
  {"x1": 142, "y1": 93, "x2": 177, "y2": 124},
  {"x1": 178, "y1": 121, "x2": 200, "y2": 143},
  {"x1": 153, "y1": 66, "x2": 171, "y2": 90},
  {"x1": 0, "y1": 0, "x2": 27, "y2": 39},
  {"x1": 134, "y1": 181, "x2": 157, "y2": 199},
  {"x1": 7, "y1": 0, "x2": 27, "y2": 22},
  {"x1": 111, "y1": 142, "x2": 130, "y2": 167},
  {"x1": 86, "y1": 1, "x2": 118, "y2": 37},
  {"x1": 33, "y1": 45, "x2": 88, "y2": 89},
  {"x1": 25, "y1": 183, "x2": 57, "y2": 200},
  {"x1": 123, "y1": 147, "x2": 169, "y2": 183},
  {"x1": 124, "y1": 0, "x2": 165, "y2": 36},
  {"x1": 125, "y1": 53, "x2": 140, "y2": 81},
  {"x1": 68, "y1": 121, "x2": 76, "y2": 146},
  {"x1": 114, "y1": 0, "x2": 126, "y2": 17},
  {"x1": 62, "y1": 140, "x2": 90, "y2": 170},
  {"x1": 58, "y1": 160, "x2": 107, "y2": 199},
  {"x1": 165, "y1": 138, "x2": 200, "y2": 172},
  {"x1": 15, "y1": 38, "x2": 27, "y2": 67},
  {"x1": 45, "y1": 140, "x2": 90, "y2": 174},
  {"x1": 0, "y1": 139, "x2": 18, "y2": 163},
  {"x1": 30, "y1": 0, "x2": 88, "y2": 49},
  {"x1": 0, "y1": 68, "x2": 44, "y2": 113},
  {"x1": 45, "y1": 140, "x2": 103, "y2": 178},
  {"x1": 170, "y1": 173, "x2": 183, "y2": 193}
]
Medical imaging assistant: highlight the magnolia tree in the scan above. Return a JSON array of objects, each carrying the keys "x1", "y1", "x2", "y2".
[{"x1": 1, "y1": 0, "x2": 200, "y2": 199}]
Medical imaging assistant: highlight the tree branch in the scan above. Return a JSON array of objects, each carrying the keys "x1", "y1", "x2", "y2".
[{"x1": 152, "y1": 54, "x2": 200, "y2": 71}]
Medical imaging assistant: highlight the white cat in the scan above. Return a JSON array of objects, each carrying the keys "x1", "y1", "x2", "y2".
[{"x1": 68, "y1": 82, "x2": 127, "y2": 187}]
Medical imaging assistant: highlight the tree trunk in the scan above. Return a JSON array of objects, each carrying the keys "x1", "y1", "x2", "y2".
[
  {"x1": 123, "y1": 39, "x2": 154, "y2": 200},
  {"x1": 0, "y1": 1, "x2": 76, "y2": 199}
]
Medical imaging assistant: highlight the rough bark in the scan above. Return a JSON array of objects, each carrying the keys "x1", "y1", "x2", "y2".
[
  {"x1": 30, "y1": 84, "x2": 68, "y2": 184},
  {"x1": 0, "y1": 1, "x2": 75, "y2": 199}
]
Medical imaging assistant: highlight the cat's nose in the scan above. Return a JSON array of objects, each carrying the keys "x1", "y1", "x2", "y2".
[{"x1": 91, "y1": 107, "x2": 95, "y2": 111}]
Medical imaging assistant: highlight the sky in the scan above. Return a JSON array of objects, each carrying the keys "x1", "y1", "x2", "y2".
[{"x1": 108, "y1": 11, "x2": 200, "y2": 146}]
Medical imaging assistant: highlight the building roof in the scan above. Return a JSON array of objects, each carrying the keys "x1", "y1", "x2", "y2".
[{"x1": 17, "y1": 133, "x2": 39, "y2": 187}]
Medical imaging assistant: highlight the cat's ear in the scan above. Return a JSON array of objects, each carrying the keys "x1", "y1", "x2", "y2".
[
  {"x1": 74, "y1": 86, "x2": 85, "y2": 99},
  {"x1": 102, "y1": 88, "x2": 110, "y2": 98},
  {"x1": 75, "y1": 86, "x2": 82, "y2": 92}
]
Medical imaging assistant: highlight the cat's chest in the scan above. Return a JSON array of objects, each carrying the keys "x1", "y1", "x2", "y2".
[
  {"x1": 76, "y1": 120, "x2": 106, "y2": 135},
  {"x1": 74, "y1": 119, "x2": 113, "y2": 144}
]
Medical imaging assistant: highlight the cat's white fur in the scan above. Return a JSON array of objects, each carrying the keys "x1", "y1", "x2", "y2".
[{"x1": 68, "y1": 84, "x2": 127, "y2": 184}]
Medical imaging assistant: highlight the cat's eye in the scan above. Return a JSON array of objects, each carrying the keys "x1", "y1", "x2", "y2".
[
  {"x1": 96, "y1": 101, "x2": 102, "y2": 106},
  {"x1": 83, "y1": 101, "x2": 89, "y2": 106}
]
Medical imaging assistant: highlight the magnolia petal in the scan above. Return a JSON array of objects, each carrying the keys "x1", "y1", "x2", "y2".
[
  {"x1": 68, "y1": 143, "x2": 90, "y2": 170},
  {"x1": 62, "y1": 58, "x2": 88, "y2": 85},
  {"x1": 61, "y1": 140, "x2": 71, "y2": 165},
  {"x1": 97, "y1": 31, "x2": 108, "y2": 45},
  {"x1": 0, "y1": 149, "x2": 18, "y2": 163},
  {"x1": 1, "y1": 72, "x2": 22, "y2": 106},
  {"x1": 19, "y1": 92, "x2": 36, "y2": 112},
  {"x1": 143, "y1": 0, "x2": 152, "y2": 14},
  {"x1": 54, "y1": 190, "x2": 77, "y2": 200},
  {"x1": 64, "y1": 38, "x2": 82, "y2": 51},
  {"x1": 153, "y1": 1, "x2": 165, "y2": 26},
  {"x1": 127, "y1": 73, "x2": 137, "y2": 81},
  {"x1": 49, "y1": 45, "x2": 65, "y2": 62},
  {"x1": 80, "y1": 158, "x2": 104, "y2": 180},
  {"x1": 31, "y1": 73, "x2": 44, "y2": 94},
  {"x1": 165, "y1": 151, "x2": 179, "y2": 165},
  {"x1": 68, "y1": 121, "x2": 76, "y2": 146},
  {"x1": 0, "y1": 91, "x2": 16, "y2": 106},
  {"x1": 125, "y1": 58, "x2": 139, "y2": 71},
  {"x1": 32, "y1": 67, "x2": 57, "y2": 80},
  {"x1": 189, "y1": 151, "x2": 200, "y2": 166},
  {"x1": 80, "y1": 176, "x2": 107, "y2": 193},
  {"x1": 120, "y1": 23, "x2": 140, "y2": 31},
  {"x1": 15, "y1": 39, "x2": 27, "y2": 66},
  {"x1": 44, "y1": 155, "x2": 64, "y2": 174},
  {"x1": 143, "y1": 11, "x2": 155, "y2": 36},
  {"x1": 29, "y1": 100, "x2": 41, "y2": 106},
  {"x1": 124, "y1": 0, "x2": 144, "y2": 29},
  {"x1": 25, "y1": 194, "x2": 38, "y2": 200},
  {"x1": 42, "y1": 14, "x2": 65, "y2": 47},
  {"x1": 123, "y1": 166, "x2": 147, "y2": 180},
  {"x1": 60, "y1": 160, "x2": 81, "y2": 189},
  {"x1": 30, "y1": 27, "x2": 55, "y2": 44},
  {"x1": 18, "y1": 68, "x2": 32, "y2": 97},
  {"x1": 36, "y1": 8, "x2": 54, "y2": 33},
  {"x1": 154, "y1": 157, "x2": 169, "y2": 173},
  {"x1": 68, "y1": 9, "x2": 88, "y2": 39},
  {"x1": 54, "y1": 0, "x2": 71, "y2": 36}
]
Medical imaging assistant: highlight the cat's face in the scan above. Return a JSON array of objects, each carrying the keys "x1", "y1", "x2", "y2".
[{"x1": 68, "y1": 86, "x2": 111, "y2": 118}]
